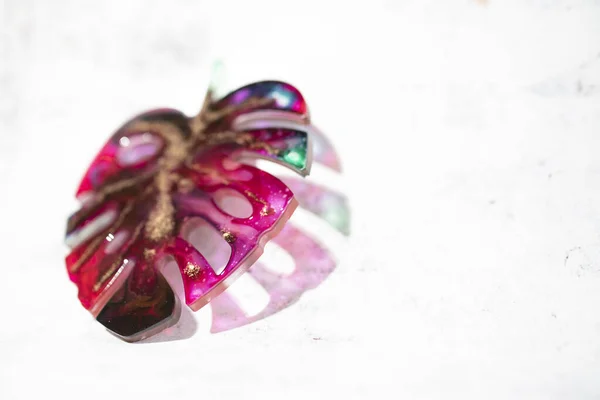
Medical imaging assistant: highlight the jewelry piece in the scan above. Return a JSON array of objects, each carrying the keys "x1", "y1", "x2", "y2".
[{"x1": 65, "y1": 80, "x2": 313, "y2": 341}]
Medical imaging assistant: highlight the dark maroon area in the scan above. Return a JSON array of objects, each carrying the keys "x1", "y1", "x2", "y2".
[{"x1": 96, "y1": 270, "x2": 177, "y2": 339}]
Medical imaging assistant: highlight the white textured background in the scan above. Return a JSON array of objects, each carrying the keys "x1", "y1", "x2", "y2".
[{"x1": 2, "y1": 0, "x2": 600, "y2": 399}]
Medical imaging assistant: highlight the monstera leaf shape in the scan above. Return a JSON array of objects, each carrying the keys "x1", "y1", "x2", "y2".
[{"x1": 65, "y1": 81, "x2": 313, "y2": 341}]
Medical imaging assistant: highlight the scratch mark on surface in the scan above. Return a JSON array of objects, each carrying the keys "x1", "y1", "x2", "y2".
[
  {"x1": 564, "y1": 246, "x2": 582, "y2": 267},
  {"x1": 564, "y1": 245, "x2": 600, "y2": 276}
]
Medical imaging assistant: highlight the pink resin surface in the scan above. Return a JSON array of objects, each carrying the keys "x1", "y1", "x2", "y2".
[{"x1": 64, "y1": 81, "x2": 313, "y2": 341}]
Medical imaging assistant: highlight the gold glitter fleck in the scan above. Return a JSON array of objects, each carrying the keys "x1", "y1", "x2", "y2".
[
  {"x1": 260, "y1": 205, "x2": 273, "y2": 216},
  {"x1": 222, "y1": 231, "x2": 236, "y2": 243},
  {"x1": 177, "y1": 177, "x2": 195, "y2": 193},
  {"x1": 144, "y1": 248, "x2": 156, "y2": 260},
  {"x1": 184, "y1": 263, "x2": 201, "y2": 279}
]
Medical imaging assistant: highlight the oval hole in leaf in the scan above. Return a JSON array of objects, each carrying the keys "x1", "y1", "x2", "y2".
[
  {"x1": 116, "y1": 132, "x2": 163, "y2": 167},
  {"x1": 158, "y1": 255, "x2": 185, "y2": 298},
  {"x1": 104, "y1": 230, "x2": 130, "y2": 254},
  {"x1": 213, "y1": 188, "x2": 253, "y2": 219},
  {"x1": 65, "y1": 208, "x2": 117, "y2": 249},
  {"x1": 180, "y1": 218, "x2": 231, "y2": 274}
]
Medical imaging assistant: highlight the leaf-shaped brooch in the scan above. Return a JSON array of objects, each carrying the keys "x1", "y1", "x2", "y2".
[{"x1": 65, "y1": 81, "x2": 315, "y2": 342}]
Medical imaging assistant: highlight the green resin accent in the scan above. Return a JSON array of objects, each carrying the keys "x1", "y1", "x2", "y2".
[
  {"x1": 281, "y1": 145, "x2": 307, "y2": 170},
  {"x1": 209, "y1": 59, "x2": 228, "y2": 99}
]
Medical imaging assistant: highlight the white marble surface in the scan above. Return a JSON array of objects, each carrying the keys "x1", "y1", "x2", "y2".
[{"x1": 2, "y1": 0, "x2": 600, "y2": 398}]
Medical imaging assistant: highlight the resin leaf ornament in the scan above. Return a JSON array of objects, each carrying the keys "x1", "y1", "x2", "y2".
[{"x1": 65, "y1": 81, "x2": 313, "y2": 341}]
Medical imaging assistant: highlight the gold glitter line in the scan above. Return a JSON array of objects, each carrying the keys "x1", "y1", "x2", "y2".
[
  {"x1": 201, "y1": 132, "x2": 279, "y2": 157},
  {"x1": 248, "y1": 141, "x2": 280, "y2": 156},
  {"x1": 202, "y1": 97, "x2": 273, "y2": 125},
  {"x1": 70, "y1": 93, "x2": 279, "y2": 281},
  {"x1": 202, "y1": 131, "x2": 252, "y2": 147},
  {"x1": 126, "y1": 120, "x2": 189, "y2": 170},
  {"x1": 186, "y1": 163, "x2": 231, "y2": 185},
  {"x1": 121, "y1": 277, "x2": 169, "y2": 313},
  {"x1": 244, "y1": 190, "x2": 273, "y2": 216},
  {"x1": 189, "y1": 91, "x2": 212, "y2": 140},
  {"x1": 97, "y1": 170, "x2": 155, "y2": 199},
  {"x1": 144, "y1": 171, "x2": 175, "y2": 242},
  {"x1": 93, "y1": 256, "x2": 124, "y2": 292},
  {"x1": 69, "y1": 235, "x2": 105, "y2": 274},
  {"x1": 244, "y1": 190, "x2": 269, "y2": 207},
  {"x1": 67, "y1": 173, "x2": 151, "y2": 234}
]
